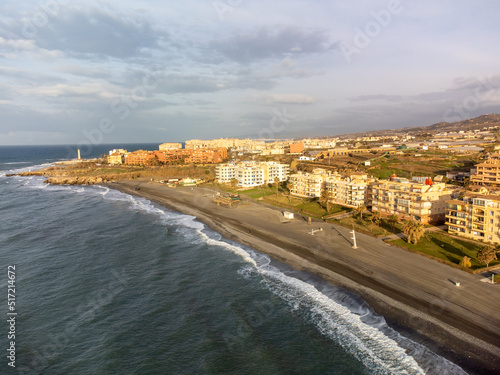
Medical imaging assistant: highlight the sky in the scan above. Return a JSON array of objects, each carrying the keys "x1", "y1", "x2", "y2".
[{"x1": 0, "y1": 0, "x2": 499, "y2": 145}]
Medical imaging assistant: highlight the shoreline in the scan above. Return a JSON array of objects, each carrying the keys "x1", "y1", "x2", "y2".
[{"x1": 108, "y1": 180, "x2": 500, "y2": 374}]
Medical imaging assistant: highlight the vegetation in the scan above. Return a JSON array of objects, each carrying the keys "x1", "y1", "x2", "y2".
[
  {"x1": 354, "y1": 205, "x2": 366, "y2": 220},
  {"x1": 459, "y1": 256, "x2": 472, "y2": 268},
  {"x1": 390, "y1": 232, "x2": 499, "y2": 270},
  {"x1": 333, "y1": 212, "x2": 403, "y2": 237},
  {"x1": 477, "y1": 246, "x2": 498, "y2": 268},
  {"x1": 263, "y1": 195, "x2": 349, "y2": 218},
  {"x1": 402, "y1": 220, "x2": 425, "y2": 245}
]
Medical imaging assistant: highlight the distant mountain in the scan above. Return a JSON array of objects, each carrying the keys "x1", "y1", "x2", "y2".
[{"x1": 335, "y1": 114, "x2": 500, "y2": 139}]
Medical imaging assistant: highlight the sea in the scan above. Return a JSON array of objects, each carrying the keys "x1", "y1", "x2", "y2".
[{"x1": 0, "y1": 145, "x2": 468, "y2": 375}]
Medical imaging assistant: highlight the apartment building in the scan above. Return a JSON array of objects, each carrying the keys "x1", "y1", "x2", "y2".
[
  {"x1": 236, "y1": 165, "x2": 265, "y2": 187},
  {"x1": 371, "y1": 177, "x2": 452, "y2": 224},
  {"x1": 185, "y1": 138, "x2": 264, "y2": 150},
  {"x1": 470, "y1": 154, "x2": 500, "y2": 187},
  {"x1": 124, "y1": 150, "x2": 157, "y2": 166},
  {"x1": 216, "y1": 161, "x2": 289, "y2": 187},
  {"x1": 185, "y1": 148, "x2": 227, "y2": 164},
  {"x1": 446, "y1": 190, "x2": 500, "y2": 243},
  {"x1": 159, "y1": 142, "x2": 182, "y2": 151},
  {"x1": 325, "y1": 172, "x2": 373, "y2": 208},
  {"x1": 289, "y1": 169, "x2": 328, "y2": 198},
  {"x1": 108, "y1": 149, "x2": 127, "y2": 165}
]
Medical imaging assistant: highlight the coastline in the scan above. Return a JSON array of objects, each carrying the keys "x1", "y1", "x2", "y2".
[{"x1": 108, "y1": 180, "x2": 500, "y2": 374}]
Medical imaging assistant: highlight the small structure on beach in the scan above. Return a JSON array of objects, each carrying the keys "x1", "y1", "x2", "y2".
[{"x1": 213, "y1": 193, "x2": 241, "y2": 207}]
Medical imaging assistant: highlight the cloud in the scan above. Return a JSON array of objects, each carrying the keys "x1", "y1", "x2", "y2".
[
  {"x1": 251, "y1": 93, "x2": 314, "y2": 104},
  {"x1": 210, "y1": 25, "x2": 335, "y2": 63},
  {"x1": 28, "y1": 5, "x2": 166, "y2": 59}
]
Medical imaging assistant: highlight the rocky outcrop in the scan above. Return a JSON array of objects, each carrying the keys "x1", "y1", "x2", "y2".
[{"x1": 43, "y1": 176, "x2": 108, "y2": 185}]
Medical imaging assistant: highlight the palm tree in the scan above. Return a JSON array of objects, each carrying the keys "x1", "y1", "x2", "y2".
[
  {"x1": 320, "y1": 189, "x2": 332, "y2": 213},
  {"x1": 401, "y1": 220, "x2": 413, "y2": 236},
  {"x1": 274, "y1": 177, "x2": 280, "y2": 199},
  {"x1": 286, "y1": 181, "x2": 293, "y2": 203},
  {"x1": 402, "y1": 220, "x2": 425, "y2": 244},
  {"x1": 408, "y1": 222, "x2": 425, "y2": 244},
  {"x1": 355, "y1": 204, "x2": 366, "y2": 221},
  {"x1": 371, "y1": 211, "x2": 381, "y2": 226},
  {"x1": 388, "y1": 214, "x2": 398, "y2": 230}
]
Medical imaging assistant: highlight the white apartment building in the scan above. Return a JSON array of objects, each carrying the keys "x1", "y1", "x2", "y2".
[
  {"x1": 216, "y1": 161, "x2": 290, "y2": 187},
  {"x1": 215, "y1": 163, "x2": 236, "y2": 183},
  {"x1": 236, "y1": 165, "x2": 265, "y2": 187}
]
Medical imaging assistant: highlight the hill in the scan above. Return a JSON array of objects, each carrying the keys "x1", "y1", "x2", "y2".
[{"x1": 336, "y1": 114, "x2": 500, "y2": 139}]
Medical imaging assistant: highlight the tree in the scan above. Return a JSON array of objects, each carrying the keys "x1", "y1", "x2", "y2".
[
  {"x1": 354, "y1": 205, "x2": 366, "y2": 220},
  {"x1": 403, "y1": 220, "x2": 425, "y2": 244},
  {"x1": 370, "y1": 211, "x2": 381, "y2": 226},
  {"x1": 459, "y1": 256, "x2": 472, "y2": 268},
  {"x1": 274, "y1": 177, "x2": 280, "y2": 198},
  {"x1": 477, "y1": 246, "x2": 498, "y2": 268},
  {"x1": 401, "y1": 220, "x2": 413, "y2": 236},
  {"x1": 286, "y1": 181, "x2": 294, "y2": 203},
  {"x1": 320, "y1": 189, "x2": 332, "y2": 213},
  {"x1": 388, "y1": 214, "x2": 398, "y2": 230},
  {"x1": 230, "y1": 178, "x2": 238, "y2": 188}
]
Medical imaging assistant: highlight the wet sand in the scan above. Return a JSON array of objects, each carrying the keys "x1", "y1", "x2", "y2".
[{"x1": 109, "y1": 180, "x2": 500, "y2": 374}]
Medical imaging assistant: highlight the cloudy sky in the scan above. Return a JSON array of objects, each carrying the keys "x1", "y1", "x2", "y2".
[{"x1": 0, "y1": 0, "x2": 499, "y2": 145}]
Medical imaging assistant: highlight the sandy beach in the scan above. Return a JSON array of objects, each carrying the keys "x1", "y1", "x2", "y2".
[{"x1": 109, "y1": 180, "x2": 500, "y2": 374}]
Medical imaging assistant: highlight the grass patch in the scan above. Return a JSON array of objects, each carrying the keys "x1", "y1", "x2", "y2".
[
  {"x1": 263, "y1": 195, "x2": 349, "y2": 218},
  {"x1": 332, "y1": 214, "x2": 401, "y2": 237},
  {"x1": 390, "y1": 232, "x2": 500, "y2": 270}
]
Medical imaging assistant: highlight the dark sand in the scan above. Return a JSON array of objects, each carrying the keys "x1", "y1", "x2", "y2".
[{"x1": 109, "y1": 180, "x2": 500, "y2": 374}]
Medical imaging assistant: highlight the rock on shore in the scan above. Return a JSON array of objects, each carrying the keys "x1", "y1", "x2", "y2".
[{"x1": 43, "y1": 176, "x2": 107, "y2": 185}]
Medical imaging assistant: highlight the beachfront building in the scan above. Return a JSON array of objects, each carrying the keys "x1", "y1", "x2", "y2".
[
  {"x1": 108, "y1": 149, "x2": 128, "y2": 165},
  {"x1": 289, "y1": 169, "x2": 328, "y2": 198},
  {"x1": 324, "y1": 172, "x2": 374, "y2": 208},
  {"x1": 215, "y1": 163, "x2": 236, "y2": 183},
  {"x1": 216, "y1": 161, "x2": 289, "y2": 187},
  {"x1": 124, "y1": 150, "x2": 158, "y2": 166},
  {"x1": 371, "y1": 176, "x2": 453, "y2": 224},
  {"x1": 236, "y1": 164, "x2": 265, "y2": 187},
  {"x1": 159, "y1": 142, "x2": 182, "y2": 151},
  {"x1": 185, "y1": 138, "x2": 264, "y2": 151},
  {"x1": 470, "y1": 154, "x2": 500, "y2": 187},
  {"x1": 185, "y1": 148, "x2": 227, "y2": 164},
  {"x1": 446, "y1": 190, "x2": 500, "y2": 243}
]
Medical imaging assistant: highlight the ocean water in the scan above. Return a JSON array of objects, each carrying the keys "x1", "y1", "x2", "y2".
[{"x1": 0, "y1": 146, "x2": 467, "y2": 375}]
